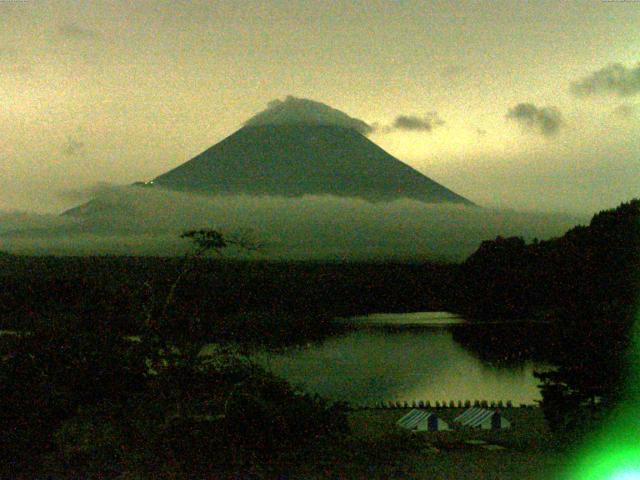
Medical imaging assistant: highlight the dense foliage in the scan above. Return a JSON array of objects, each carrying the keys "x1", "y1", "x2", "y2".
[
  {"x1": 0, "y1": 231, "x2": 350, "y2": 477},
  {"x1": 459, "y1": 200, "x2": 640, "y2": 438},
  {"x1": 460, "y1": 199, "x2": 640, "y2": 321},
  {"x1": 0, "y1": 257, "x2": 454, "y2": 346},
  {"x1": 0, "y1": 324, "x2": 349, "y2": 477}
]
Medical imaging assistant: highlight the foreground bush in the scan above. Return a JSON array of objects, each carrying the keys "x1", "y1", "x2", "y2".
[{"x1": 0, "y1": 321, "x2": 349, "y2": 478}]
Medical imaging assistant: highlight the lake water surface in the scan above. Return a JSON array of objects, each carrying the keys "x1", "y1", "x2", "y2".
[{"x1": 253, "y1": 312, "x2": 548, "y2": 405}]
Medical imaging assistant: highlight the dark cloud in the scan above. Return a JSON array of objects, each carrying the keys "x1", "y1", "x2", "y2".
[
  {"x1": 245, "y1": 96, "x2": 373, "y2": 135},
  {"x1": 506, "y1": 103, "x2": 563, "y2": 136},
  {"x1": 391, "y1": 113, "x2": 445, "y2": 132},
  {"x1": 62, "y1": 136, "x2": 86, "y2": 156},
  {"x1": 58, "y1": 23, "x2": 101, "y2": 40},
  {"x1": 571, "y1": 62, "x2": 640, "y2": 97},
  {"x1": 374, "y1": 112, "x2": 445, "y2": 134}
]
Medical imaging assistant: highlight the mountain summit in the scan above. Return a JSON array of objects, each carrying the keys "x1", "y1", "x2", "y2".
[
  {"x1": 243, "y1": 96, "x2": 374, "y2": 135},
  {"x1": 151, "y1": 97, "x2": 473, "y2": 205}
]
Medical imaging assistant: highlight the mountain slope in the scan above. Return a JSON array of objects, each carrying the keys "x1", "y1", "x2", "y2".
[{"x1": 152, "y1": 124, "x2": 473, "y2": 204}]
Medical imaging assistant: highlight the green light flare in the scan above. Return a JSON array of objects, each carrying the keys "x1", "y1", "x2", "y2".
[
  {"x1": 564, "y1": 310, "x2": 640, "y2": 480},
  {"x1": 610, "y1": 471, "x2": 640, "y2": 480},
  {"x1": 568, "y1": 443, "x2": 640, "y2": 480}
]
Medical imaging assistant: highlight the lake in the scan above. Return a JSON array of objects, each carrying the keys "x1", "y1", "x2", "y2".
[{"x1": 252, "y1": 312, "x2": 549, "y2": 405}]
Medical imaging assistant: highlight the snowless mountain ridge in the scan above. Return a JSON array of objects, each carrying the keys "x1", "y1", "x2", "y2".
[
  {"x1": 151, "y1": 126, "x2": 472, "y2": 204},
  {"x1": 149, "y1": 96, "x2": 472, "y2": 204}
]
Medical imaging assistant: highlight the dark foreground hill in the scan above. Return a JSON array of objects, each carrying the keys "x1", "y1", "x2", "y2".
[{"x1": 151, "y1": 124, "x2": 473, "y2": 204}]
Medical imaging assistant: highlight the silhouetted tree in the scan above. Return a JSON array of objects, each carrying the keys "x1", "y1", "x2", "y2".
[
  {"x1": 536, "y1": 200, "x2": 639, "y2": 438},
  {"x1": 458, "y1": 200, "x2": 640, "y2": 440}
]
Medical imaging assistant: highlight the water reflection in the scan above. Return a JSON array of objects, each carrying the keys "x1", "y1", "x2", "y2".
[
  {"x1": 345, "y1": 311, "x2": 466, "y2": 327},
  {"x1": 253, "y1": 313, "x2": 548, "y2": 405}
]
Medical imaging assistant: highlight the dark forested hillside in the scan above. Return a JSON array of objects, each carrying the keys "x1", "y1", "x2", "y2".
[
  {"x1": 0, "y1": 257, "x2": 455, "y2": 345},
  {"x1": 458, "y1": 199, "x2": 640, "y2": 433},
  {"x1": 458, "y1": 199, "x2": 640, "y2": 322}
]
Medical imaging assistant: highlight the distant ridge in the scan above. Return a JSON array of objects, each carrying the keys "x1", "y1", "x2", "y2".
[{"x1": 151, "y1": 124, "x2": 473, "y2": 205}]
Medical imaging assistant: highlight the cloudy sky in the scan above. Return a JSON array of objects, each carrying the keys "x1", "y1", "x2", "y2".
[{"x1": 1, "y1": 0, "x2": 639, "y2": 214}]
